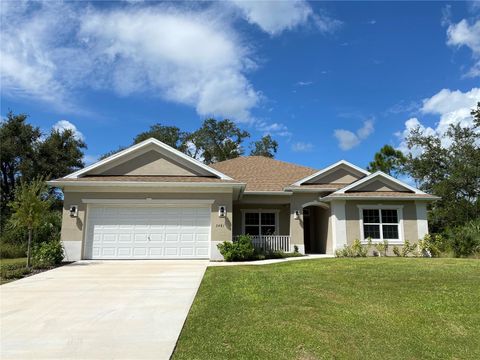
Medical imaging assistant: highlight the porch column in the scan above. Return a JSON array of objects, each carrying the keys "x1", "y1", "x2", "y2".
[
  {"x1": 289, "y1": 196, "x2": 306, "y2": 254},
  {"x1": 415, "y1": 201, "x2": 429, "y2": 240},
  {"x1": 331, "y1": 200, "x2": 347, "y2": 252}
]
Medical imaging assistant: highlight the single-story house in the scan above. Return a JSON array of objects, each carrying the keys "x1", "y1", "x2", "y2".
[{"x1": 48, "y1": 138, "x2": 439, "y2": 261}]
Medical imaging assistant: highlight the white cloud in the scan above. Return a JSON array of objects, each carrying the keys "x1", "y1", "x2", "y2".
[
  {"x1": 0, "y1": 2, "x2": 79, "y2": 110},
  {"x1": 367, "y1": 19, "x2": 377, "y2": 25},
  {"x1": 229, "y1": 0, "x2": 341, "y2": 35},
  {"x1": 396, "y1": 87, "x2": 480, "y2": 153},
  {"x1": 334, "y1": 119, "x2": 374, "y2": 151},
  {"x1": 296, "y1": 81, "x2": 314, "y2": 86},
  {"x1": 291, "y1": 141, "x2": 314, "y2": 152},
  {"x1": 0, "y1": 2, "x2": 260, "y2": 121},
  {"x1": 256, "y1": 121, "x2": 291, "y2": 137},
  {"x1": 446, "y1": 19, "x2": 480, "y2": 77},
  {"x1": 53, "y1": 120, "x2": 85, "y2": 141}
]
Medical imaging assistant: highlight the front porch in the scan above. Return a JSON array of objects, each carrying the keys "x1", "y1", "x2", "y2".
[{"x1": 232, "y1": 198, "x2": 332, "y2": 255}]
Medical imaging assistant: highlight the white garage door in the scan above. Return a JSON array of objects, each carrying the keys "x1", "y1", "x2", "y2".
[{"x1": 86, "y1": 206, "x2": 211, "y2": 259}]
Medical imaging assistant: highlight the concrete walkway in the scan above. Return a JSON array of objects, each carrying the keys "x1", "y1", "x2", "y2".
[
  {"x1": 208, "y1": 254, "x2": 334, "y2": 266},
  {"x1": 0, "y1": 260, "x2": 207, "y2": 360}
]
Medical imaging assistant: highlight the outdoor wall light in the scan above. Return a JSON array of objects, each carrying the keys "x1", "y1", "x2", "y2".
[
  {"x1": 218, "y1": 205, "x2": 227, "y2": 218},
  {"x1": 69, "y1": 205, "x2": 78, "y2": 218},
  {"x1": 294, "y1": 210, "x2": 300, "y2": 220}
]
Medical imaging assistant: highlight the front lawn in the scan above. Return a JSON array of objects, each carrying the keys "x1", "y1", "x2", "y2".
[{"x1": 173, "y1": 258, "x2": 480, "y2": 359}]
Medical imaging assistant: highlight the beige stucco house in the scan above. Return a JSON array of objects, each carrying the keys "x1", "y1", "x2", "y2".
[{"x1": 48, "y1": 138, "x2": 439, "y2": 261}]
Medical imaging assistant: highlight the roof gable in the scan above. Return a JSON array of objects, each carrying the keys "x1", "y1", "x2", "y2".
[
  {"x1": 351, "y1": 179, "x2": 406, "y2": 192},
  {"x1": 65, "y1": 138, "x2": 232, "y2": 180},
  {"x1": 292, "y1": 160, "x2": 370, "y2": 186},
  {"x1": 335, "y1": 171, "x2": 426, "y2": 195},
  {"x1": 90, "y1": 150, "x2": 202, "y2": 177}
]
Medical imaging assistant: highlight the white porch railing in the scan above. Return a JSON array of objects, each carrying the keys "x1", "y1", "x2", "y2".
[{"x1": 234, "y1": 235, "x2": 291, "y2": 252}]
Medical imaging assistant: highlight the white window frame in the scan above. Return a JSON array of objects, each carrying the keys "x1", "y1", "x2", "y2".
[
  {"x1": 241, "y1": 209, "x2": 280, "y2": 236},
  {"x1": 357, "y1": 205, "x2": 404, "y2": 244}
]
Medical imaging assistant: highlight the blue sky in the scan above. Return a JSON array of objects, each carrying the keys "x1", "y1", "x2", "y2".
[{"x1": 1, "y1": 1, "x2": 479, "y2": 169}]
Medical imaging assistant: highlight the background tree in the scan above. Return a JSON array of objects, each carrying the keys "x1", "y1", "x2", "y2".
[
  {"x1": 8, "y1": 178, "x2": 52, "y2": 268},
  {"x1": 99, "y1": 146, "x2": 127, "y2": 160},
  {"x1": 0, "y1": 112, "x2": 41, "y2": 216},
  {"x1": 34, "y1": 129, "x2": 86, "y2": 180},
  {"x1": 250, "y1": 135, "x2": 278, "y2": 158},
  {"x1": 134, "y1": 123, "x2": 189, "y2": 151},
  {"x1": 1, "y1": 112, "x2": 86, "y2": 219},
  {"x1": 188, "y1": 119, "x2": 250, "y2": 164},
  {"x1": 367, "y1": 144, "x2": 407, "y2": 177},
  {"x1": 404, "y1": 102, "x2": 480, "y2": 231}
]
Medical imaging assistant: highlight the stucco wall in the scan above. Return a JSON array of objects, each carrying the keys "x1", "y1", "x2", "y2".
[
  {"x1": 98, "y1": 150, "x2": 200, "y2": 176},
  {"x1": 61, "y1": 189, "x2": 233, "y2": 259},
  {"x1": 309, "y1": 167, "x2": 362, "y2": 184},
  {"x1": 345, "y1": 200, "x2": 419, "y2": 245}
]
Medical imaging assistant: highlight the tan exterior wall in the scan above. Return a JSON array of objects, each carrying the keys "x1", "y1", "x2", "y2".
[
  {"x1": 61, "y1": 189, "x2": 233, "y2": 258},
  {"x1": 353, "y1": 179, "x2": 405, "y2": 192},
  {"x1": 309, "y1": 168, "x2": 362, "y2": 184},
  {"x1": 99, "y1": 150, "x2": 200, "y2": 176},
  {"x1": 345, "y1": 200, "x2": 419, "y2": 245}
]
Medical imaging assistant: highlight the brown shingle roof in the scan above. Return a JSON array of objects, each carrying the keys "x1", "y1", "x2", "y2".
[
  {"x1": 53, "y1": 175, "x2": 241, "y2": 184},
  {"x1": 210, "y1": 156, "x2": 317, "y2": 192}
]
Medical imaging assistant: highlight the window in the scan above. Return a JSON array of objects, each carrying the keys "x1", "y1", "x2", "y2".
[
  {"x1": 362, "y1": 208, "x2": 400, "y2": 241},
  {"x1": 243, "y1": 211, "x2": 277, "y2": 235}
]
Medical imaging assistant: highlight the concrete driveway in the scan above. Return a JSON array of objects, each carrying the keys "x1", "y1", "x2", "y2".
[{"x1": 0, "y1": 260, "x2": 207, "y2": 360}]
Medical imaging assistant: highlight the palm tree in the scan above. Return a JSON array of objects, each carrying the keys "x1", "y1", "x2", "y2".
[{"x1": 8, "y1": 178, "x2": 52, "y2": 268}]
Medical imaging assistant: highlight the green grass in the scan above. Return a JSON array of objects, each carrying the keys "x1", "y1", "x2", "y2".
[
  {"x1": 173, "y1": 258, "x2": 480, "y2": 360},
  {"x1": 0, "y1": 257, "x2": 30, "y2": 284}
]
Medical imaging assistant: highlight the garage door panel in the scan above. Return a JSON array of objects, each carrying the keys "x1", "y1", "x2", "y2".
[
  {"x1": 180, "y1": 248, "x2": 194, "y2": 256},
  {"x1": 87, "y1": 206, "x2": 210, "y2": 259},
  {"x1": 118, "y1": 234, "x2": 133, "y2": 243},
  {"x1": 196, "y1": 247, "x2": 209, "y2": 256},
  {"x1": 149, "y1": 233, "x2": 164, "y2": 242},
  {"x1": 118, "y1": 248, "x2": 133, "y2": 256},
  {"x1": 133, "y1": 248, "x2": 148, "y2": 256},
  {"x1": 149, "y1": 248, "x2": 163, "y2": 256}
]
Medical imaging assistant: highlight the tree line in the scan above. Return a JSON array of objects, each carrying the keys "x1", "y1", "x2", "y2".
[{"x1": 100, "y1": 118, "x2": 279, "y2": 163}]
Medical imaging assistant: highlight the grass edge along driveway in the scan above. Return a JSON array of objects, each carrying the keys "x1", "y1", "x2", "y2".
[{"x1": 173, "y1": 258, "x2": 480, "y2": 360}]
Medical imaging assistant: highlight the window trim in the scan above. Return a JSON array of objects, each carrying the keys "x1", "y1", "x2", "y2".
[
  {"x1": 357, "y1": 205, "x2": 404, "y2": 244},
  {"x1": 241, "y1": 209, "x2": 280, "y2": 236}
]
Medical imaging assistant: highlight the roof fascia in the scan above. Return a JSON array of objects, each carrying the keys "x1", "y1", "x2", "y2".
[{"x1": 334, "y1": 171, "x2": 426, "y2": 194}]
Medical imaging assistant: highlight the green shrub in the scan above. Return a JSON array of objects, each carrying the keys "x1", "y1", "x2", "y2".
[
  {"x1": 217, "y1": 235, "x2": 256, "y2": 261},
  {"x1": 445, "y1": 220, "x2": 480, "y2": 258},
  {"x1": 393, "y1": 239, "x2": 417, "y2": 257},
  {"x1": 417, "y1": 234, "x2": 441, "y2": 257},
  {"x1": 335, "y1": 239, "x2": 370, "y2": 258},
  {"x1": 32, "y1": 240, "x2": 64, "y2": 267},
  {"x1": 0, "y1": 242, "x2": 26, "y2": 259},
  {"x1": 373, "y1": 239, "x2": 389, "y2": 257},
  {"x1": 33, "y1": 210, "x2": 62, "y2": 244}
]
